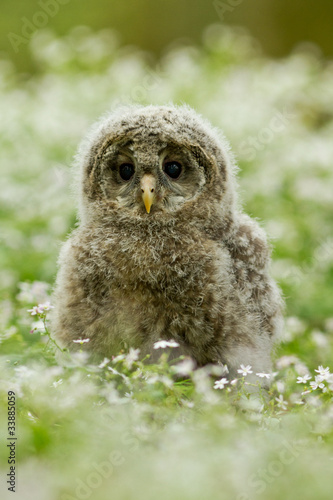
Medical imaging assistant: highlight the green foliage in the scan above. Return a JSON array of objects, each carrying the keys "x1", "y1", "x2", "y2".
[{"x1": 1, "y1": 27, "x2": 333, "y2": 499}]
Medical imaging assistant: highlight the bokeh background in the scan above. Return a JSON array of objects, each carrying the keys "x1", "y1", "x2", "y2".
[
  {"x1": 2, "y1": 0, "x2": 333, "y2": 74},
  {"x1": 1, "y1": 2, "x2": 333, "y2": 500}
]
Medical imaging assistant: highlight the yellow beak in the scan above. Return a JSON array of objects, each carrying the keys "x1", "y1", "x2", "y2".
[{"x1": 140, "y1": 175, "x2": 156, "y2": 213}]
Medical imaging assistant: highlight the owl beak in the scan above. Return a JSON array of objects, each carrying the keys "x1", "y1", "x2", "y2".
[{"x1": 140, "y1": 175, "x2": 156, "y2": 213}]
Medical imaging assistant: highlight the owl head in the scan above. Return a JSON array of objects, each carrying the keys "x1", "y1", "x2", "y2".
[{"x1": 76, "y1": 105, "x2": 238, "y2": 230}]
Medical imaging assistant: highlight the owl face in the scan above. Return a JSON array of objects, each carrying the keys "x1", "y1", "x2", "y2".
[
  {"x1": 98, "y1": 136, "x2": 207, "y2": 215},
  {"x1": 79, "y1": 105, "x2": 236, "y2": 224}
]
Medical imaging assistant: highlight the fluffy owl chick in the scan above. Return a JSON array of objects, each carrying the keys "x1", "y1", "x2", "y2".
[{"x1": 51, "y1": 104, "x2": 283, "y2": 379}]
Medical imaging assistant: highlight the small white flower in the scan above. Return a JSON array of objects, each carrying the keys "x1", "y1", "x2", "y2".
[
  {"x1": 296, "y1": 375, "x2": 312, "y2": 384},
  {"x1": 52, "y1": 379, "x2": 63, "y2": 388},
  {"x1": 153, "y1": 339, "x2": 180, "y2": 349},
  {"x1": 30, "y1": 320, "x2": 46, "y2": 334},
  {"x1": 276, "y1": 380, "x2": 285, "y2": 394},
  {"x1": 28, "y1": 302, "x2": 54, "y2": 316},
  {"x1": 310, "y1": 375, "x2": 325, "y2": 390},
  {"x1": 171, "y1": 358, "x2": 195, "y2": 376},
  {"x1": 72, "y1": 338, "x2": 90, "y2": 344},
  {"x1": 314, "y1": 366, "x2": 330, "y2": 380},
  {"x1": 276, "y1": 355, "x2": 298, "y2": 369},
  {"x1": 112, "y1": 354, "x2": 126, "y2": 363},
  {"x1": 27, "y1": 305, "x2": 43, "y2": 316},
  {"x1": 275, "y1": 394, "x2": 288, "y2": 410},
  {"x1": 214, "y1": 377, "x2": 229, "y2": 390},
  {"x1": 39, "y1": 302, "x2": 54, "y2": 312},
  {"x1": 237, "y1": 364, "x2": 253, "y2": 376},
  {"x1": 160, "y1": 376, "x2": 174, "y2": 388},
  {"x1": 124, "y1": 348, "x2": 140, "y2": 369},
  {"x1": 256, "y1": 372, "x2": 271, "y2": 379},
  {"x1": 98, "y1": 357, "x2": 110, "y2": 369}
]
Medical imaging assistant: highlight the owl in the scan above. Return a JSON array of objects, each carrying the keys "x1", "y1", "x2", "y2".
[{"x1": 51, "y1": 104, "x2": 283, "y2": 380}]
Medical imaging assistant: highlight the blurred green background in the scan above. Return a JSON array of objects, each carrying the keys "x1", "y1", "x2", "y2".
[
  {"x1": 1, "y1": 4, "x2": 333, "y2": 500},
  {"x1": 2, "y1": 0, "x2": 333, "y2": 74}
]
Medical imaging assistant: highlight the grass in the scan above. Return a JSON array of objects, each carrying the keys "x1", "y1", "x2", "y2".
[{"x1": 1, "y1": 25, "x2": 333, "y2": 500}]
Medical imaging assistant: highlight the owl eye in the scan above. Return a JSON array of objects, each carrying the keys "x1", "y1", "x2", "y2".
[
  {"x1": 163, "y1": 161, "x2": 182, "y2": 179},
  {"x1": 119, "y1": 163, "x2": 135, "y2": 181}
]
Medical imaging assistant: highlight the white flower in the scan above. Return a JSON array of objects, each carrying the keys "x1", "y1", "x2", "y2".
[
  {"x1": 276, "y1": 381, "x2": 286, "y2": 394},
  {"x1": 72, "y1": 338, "x2": 90, "y2": 344},
  {"x1": 27, "y1": 305, "x2": 43, "y2": 316},
  {"x1": 124, "y1": 348, "x2": 140, "y2": 369},
  {"x1": 314, "y1": 365, "x2": 330, "y2": 380},
  {"x1": 237, "y1": 364, "x2": 253, "y2": 376},
  {"x1": 172, "y1": 358, "x2": 195, "y2": 376},
  {"x1": 30, "y1": 320, "x2": 46, "y2": 334},
  {"x1": 256, "y1": 372, "x2": 271, "y2": 379},
  {"x1": 214, "y1": 377, "x2": 229, "y2": 390},
  {"x1": 112, "y1": 354, "x2": 126, "y2": 363},
  {"x1": 28, "y1": 302, "x2": 54, "y2": 316},
  {"x1": 153, "y1": 339, "x2": 180, "y2": 349},
  {"x1": 52, "y1": 379, "x2": 63, "y2": 388},
  {"x1": 276, "y1": 355, "x2": 298, "y2": 369},
  {"x1": 39, "y1": 302, "x2": 54, "y2": 312},
  {"x1": 275, "y1": 395, "x2": 288, "y2": 410},
  {"x1": 160, "y1": 376, "x2": 174, "y2": 388},
  {"x1": 296, "y1": 375, "x2": 312, "y2": 384},
  {"x1": 98, "y1": 357, "x2": 110, "y2": 369},
  {"x1": 310, "y1": 375, "x2": 325, "y2": 390}
]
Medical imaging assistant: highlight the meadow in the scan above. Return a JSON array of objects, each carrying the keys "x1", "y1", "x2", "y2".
[{"x1": 0, "y1": 25, "x2": 333, "y2": 499}]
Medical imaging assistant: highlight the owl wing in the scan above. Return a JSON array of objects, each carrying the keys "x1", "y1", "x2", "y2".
[
  {"x1": 51, "y1": 236, "x2": 101, "y2": 349},
  {"x1": 226, "y1": 213, "x2": 284, "y2": 342}
]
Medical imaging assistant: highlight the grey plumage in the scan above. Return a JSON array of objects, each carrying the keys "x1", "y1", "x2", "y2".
[{"x1": 51, "y1": 104, "x2": 283, "y2": 378}]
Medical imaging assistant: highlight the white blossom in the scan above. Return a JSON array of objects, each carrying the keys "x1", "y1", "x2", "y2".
[
  {"x1": 153, "y1": 339, "x2": 180, "y2": 349},
  {"x1": 237, "y1": 364, "x2": 253, "y2": 376},
  {"x1": 124, "y1": 348, "x2": 140, "y2": 369},
  {"x1": 296, "y1": 375, "x2": 312, "y2": 384},
  {"x1": 256, "y1": 372, "x2": 271, "y2": 379},
  {"x1": 171, "y1": 358, "x2": 195, "y2": 376},
  {"x1": 314, "y1": 366, "x2": 330, "y2": 380},
  {"x1": 214, "y1": 378, "x2": 229, "y2": 390},
  {"x1": 275, "y1": 395, "x2": 288, "y2": 410},
  {"x1": 310, "y1": 376, "x2": 325, "y2": 390},
  {"x1": 98, "y1": 357, "x2": 110, "y2": 369}
]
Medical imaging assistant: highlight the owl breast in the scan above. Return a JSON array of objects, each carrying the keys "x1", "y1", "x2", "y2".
[{"x1": 78, "y1": 219, "x2": 235, "y2": 362}]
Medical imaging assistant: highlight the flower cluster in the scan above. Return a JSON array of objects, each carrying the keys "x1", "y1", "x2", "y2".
[{"x1": 28, "y1": 302, "x2": 54, "y2": 317}]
